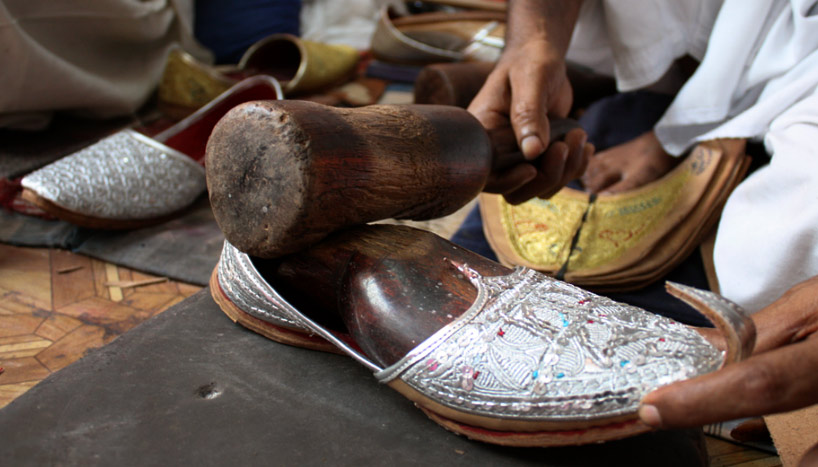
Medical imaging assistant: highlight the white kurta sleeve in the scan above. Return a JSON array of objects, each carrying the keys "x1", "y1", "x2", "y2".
[
  {"x1": 655, "y1": 0, "x2": 818, "y2": 155},
  {"x1": 713, "y1": 87, "x2": 818, "y2": 313},
  {"x1": 566, "y1": 0, "x2": 723, "y2": 92}
]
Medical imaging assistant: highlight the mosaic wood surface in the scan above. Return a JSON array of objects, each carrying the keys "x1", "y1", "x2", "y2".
[
  {"x1": 0, "y1": 243, "x2": 201, "y2": 408},
  {"x1": 0, "y1": 242, "x2": 781, "y2": 465}
]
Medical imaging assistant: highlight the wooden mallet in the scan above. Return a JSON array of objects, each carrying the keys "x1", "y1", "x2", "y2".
[{"x1": 205, "y1": 100, "x2": 577, "y2": 258}]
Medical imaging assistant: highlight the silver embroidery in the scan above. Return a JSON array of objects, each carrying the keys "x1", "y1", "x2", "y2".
[
  {"x1": 217, "y1": 241, "x2": 312, "y2": 331},
  {"x1": 217, "y1": 241, "x2": 728, "y2": 423},
  {"x1": 377, "y1": 266, "x2": 724, "y2": 421},
  {"x1": 21, "y1": 130, "x2": 206, "y2": 220}
]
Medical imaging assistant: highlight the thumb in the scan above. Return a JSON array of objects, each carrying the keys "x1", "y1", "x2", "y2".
[
  {"x1": 508, "y1": 71, "x2": 551, "y2": 161},
  {"x1": 551, "y1": 78, "x2": 573, "y2": 119},
  {"x1": 638, "y1": 337, "x2": 818, "y2": 429}
]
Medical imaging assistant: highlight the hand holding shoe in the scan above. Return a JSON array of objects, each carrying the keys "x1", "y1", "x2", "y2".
[{"x1": 640, "y1": 275, "x2": 818, "y2": 429}]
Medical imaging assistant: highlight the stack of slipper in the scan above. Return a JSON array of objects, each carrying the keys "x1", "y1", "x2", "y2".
[
  {"x1": 159, "y1": 34, "x2": 361, "y2": 120},
  {"x1": 480, "y1": 139, "x2": 752, "y2": 292},
  {"x1": 371, "y1": 5, "x2": 505, "y2": 65},
  {"x1": 408, "y1": 59, "x2": 747, "y2": 293}
]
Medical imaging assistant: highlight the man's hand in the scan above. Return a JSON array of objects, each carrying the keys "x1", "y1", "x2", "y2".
[
  {"x1": 482, "y1": 123, "x2": 592, "y2": 204},
  {"x1": 639, "y1": 275, "x2": 818, "y2": 429},
  {"x1": 581, "y1": 131, "x2": 679, "y2": 194},
  {"x1": 467, "y1": 0, "x2": 591, "y2": 204}
]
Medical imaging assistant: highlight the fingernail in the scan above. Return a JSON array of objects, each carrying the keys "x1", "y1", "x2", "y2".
[
  {"x1": 638, "y1": 404, "x2": 663, "y2": 428},
  {"x1": 520, "y1": 135, "x2": 544, "y2": 160}
]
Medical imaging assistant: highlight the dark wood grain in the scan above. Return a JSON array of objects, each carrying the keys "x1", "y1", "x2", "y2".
[
  {"x1": 206, "y1": 100, "x2": 583, "y2": 259},
  {"x1": 412, "y1": 60, "x2": 617, "y2": 111},
  {"x1": 413, "y1": 61, "x2": 495, "y2": 108},
  {"x1": 207, "y1": 101, "x2": 493, "y2": 258},
  {"x1": 261, "y1": 224, "x2": 511, "y2": 367}
]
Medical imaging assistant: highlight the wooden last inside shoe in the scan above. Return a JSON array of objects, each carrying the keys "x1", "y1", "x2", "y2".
[{"x1": 210, "y1": 224, "x2": 755, "y2": 447}]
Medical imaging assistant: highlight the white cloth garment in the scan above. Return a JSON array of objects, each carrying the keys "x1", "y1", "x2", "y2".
[
  {"x1": 567, "y1": 0, "x2": 818, "y2": 313},
  {"x1": 0, "y1": 0, "x2": 211, "y2": 129},
  {"x1": 300, "y1": 0, "x2": 400, "y2": 50},
  {"x1": 567, "y1": 0, "x2": 724, "y2": 92},
  {"x1": 714, "y1": 89, "x2": 818, "y2": 312}
]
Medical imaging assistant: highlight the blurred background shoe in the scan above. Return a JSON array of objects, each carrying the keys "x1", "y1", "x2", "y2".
[{"x1": 21, "y1": 76, "x2": 283, "y2": 230}]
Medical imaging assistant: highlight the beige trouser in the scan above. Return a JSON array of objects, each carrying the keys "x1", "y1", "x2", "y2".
[{"x1": 0, "y1": 0, "x2": 210, "y2": 129}]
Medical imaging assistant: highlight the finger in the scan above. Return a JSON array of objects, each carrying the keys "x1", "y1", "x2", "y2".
[
  {"x1": 504, "y1": 142, "x2": 568, "y2": 204},
  {"x1": 468, "y1": 69, "x2": 511, "y2": 128},
  {"x1": 558, "y1": 128, "x2": 588, "y2": 186},
  {"x1": 551, "y1": 77, "x2": 573, "y2": 119},
  {"x1": 534, "y1": 142, "x2": 592, "y2": 201},
  {"x1": 598, "y1": 176, "x2": 645, "y2": 194},
  {"x1": 749, "y1": 276, "x2": 818, "y2": 353},
  {"x1": 508, "y1": 68, "x2": 550, "y2": 160},
  {"x1": 484, "y1": 163, "x2": 537, "y2": 195},
  {"x1": 486, "y1": 126, "x2": 518, "y2": 154},
  {"x1": 694, "y1": 327, "x2": 727, "y2": 351},
  {"x1": 600, "y1": 161, "x2": 678, "y2": 194},
  {"x1": 639, "y1": 337, "x2": 818, "y2": 429},
  {"x1": 581, "y1": 158, "x2": 622, "y2": 193},
  {"x1": 575, "y1": 143, "x2": 594, "y2": 179},
  {"x1": 802, "y1": 441, "x2": 818, "y2": 467}
]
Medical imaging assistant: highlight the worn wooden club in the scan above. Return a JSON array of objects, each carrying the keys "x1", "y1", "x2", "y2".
[{"x1": 205, "y1": 100, "x2": 577, "y2": 258}]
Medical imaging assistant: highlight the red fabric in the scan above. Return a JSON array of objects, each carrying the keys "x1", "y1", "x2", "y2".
[
  {"x1": 161, "y1": 81, "x2": 282, "y2": 163},
  {"x1": 0, "y1": 177, "x2": 55, "y2": 219}
]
